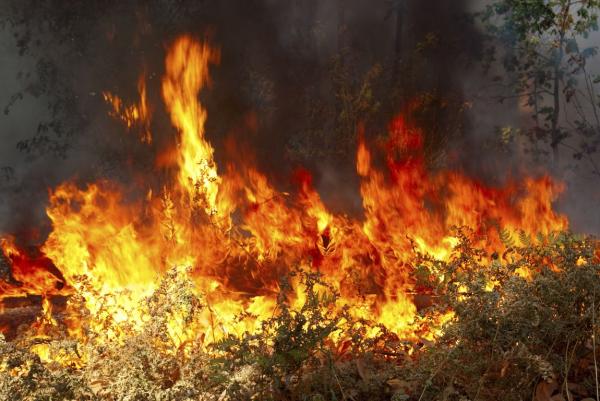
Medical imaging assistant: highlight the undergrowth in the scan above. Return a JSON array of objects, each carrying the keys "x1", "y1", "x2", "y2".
[{"x1": 2, "y1": 231, "x2": 600, "y2": 401}]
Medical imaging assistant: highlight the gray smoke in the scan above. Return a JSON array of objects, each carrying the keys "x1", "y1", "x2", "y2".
[{"x1": 1, "y1": 0, "x2": 599, "y2": 242}]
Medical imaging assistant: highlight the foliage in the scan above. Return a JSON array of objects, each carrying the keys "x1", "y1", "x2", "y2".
[
  {"x1": 477, "y1": 0, "x2": 600, "y2": 167},
  {"x1": 3, "y1": 232, "x2": 600, "y2": 400},
  {"x1": 287, "y1": 55, "x2": 383, "y2": 163},
  {"x1": 410, "y1": 231, "x2": 600, "y2": 401},
  {"x1": 0, "y1": 266, "x2": 403, "y2": 401}
]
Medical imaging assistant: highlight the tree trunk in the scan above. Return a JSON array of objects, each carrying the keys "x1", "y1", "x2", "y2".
[
  {"x1": 337, "y1": 0, "x2": 347, "y2": 58},
  {"x1": 551, "y1": 53, "x2": 561, "y2": 167},
  {"x1": 551, "y1": 2, "x2": 573, "y2": 169},
  {"x1": 334, "y1": 0, "x2": 348, "y2": 153},
  {"x1": 392, "y1": 1, "x2": 404, "y2": 85}
]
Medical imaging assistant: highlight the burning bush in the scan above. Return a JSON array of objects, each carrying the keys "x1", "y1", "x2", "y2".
[
  {"x1": 0, "y1": 34, "x2": 590, "y2": 401},
  {"x1": 2, "y1": 231, "x2": 600, "y2": 400},
  {"x1": 404, "y1": 232, "x2": 600, "y2": 401}
]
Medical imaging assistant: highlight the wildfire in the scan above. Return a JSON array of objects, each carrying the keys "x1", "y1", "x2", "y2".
[
  {"x1": 103, "y1": 73, "x2": 152, "y2": 144},
  {"x1": 0, "y1": 35, "x2": 568, "y2": 362},
  {"x1": 0, "y1": 237, "x2": 66, "y2": 298}
]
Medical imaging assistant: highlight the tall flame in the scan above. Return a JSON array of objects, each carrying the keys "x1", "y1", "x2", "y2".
[
  {"x1": 161, "y1": 37, "x2": 222, "y2": 216},
  {"x1": 1, "y1": 35, "x2": 568, "y2": 357}
]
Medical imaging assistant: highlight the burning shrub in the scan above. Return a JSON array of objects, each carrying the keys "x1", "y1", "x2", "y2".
[
  {"x1": 208, "y1": 269, "x2": 349, "y2": 400},
  {"x1": 0, "y1": 33, "x2": 591, "y2": 401},
  {"x1": 0, "y1": 264, "x2": 406, "y2": 401},
  {"x1": 409, "y1": 231, "x2": 600, "y2": 401},
  {"x1": 3, "y1": 231, "x2": 600, "y2": 401},
  {"x1": 0, "y1": 334, "x2": 94, "y2": 401}
]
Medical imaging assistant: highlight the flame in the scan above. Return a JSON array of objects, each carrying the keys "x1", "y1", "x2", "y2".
[
  {"x1": 1, "y1": 35, "x2": 569, "y2": 361},
  {"x1": 0, "y1": 237, "x2": 66, "y2": 297},
  {"x1": 103, "y1": 73, "x2": 152, "y2": 143},
  {"x1": 161, "y1": 37, "x2": 223, "y2": 216}
]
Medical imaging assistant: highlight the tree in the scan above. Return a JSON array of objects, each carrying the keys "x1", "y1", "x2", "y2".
[
  {"x1": 479, "y1": 0, "x2": 600, "y2": 173},
  {"x1": 385, "y1": 0, "x2": 405, "y2": 84}
]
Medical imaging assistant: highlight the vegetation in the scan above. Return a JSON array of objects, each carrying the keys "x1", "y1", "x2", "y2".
[
  {"x1": 2, "y1": 231, "x2": 600, "y2": 400},
  {"x1": 409, "y1": 231, "x2": 600, "y2": 400},
  {"x1": 478, "y1": 0, "x2": 600, "y2": 171},
  {"x1": 3, "y1": 2, "x2": 600, "y2": 401}
]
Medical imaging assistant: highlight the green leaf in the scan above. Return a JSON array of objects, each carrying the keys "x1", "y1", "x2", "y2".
[
  {"x1": 581, "y1": 46, "x2": 598, "y2": 59},
  {"x1": 565, "y1": 39, "x2": 579, "y2": 54}
]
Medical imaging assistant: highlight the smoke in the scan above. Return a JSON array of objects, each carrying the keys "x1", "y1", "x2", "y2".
[
  {"x1": 1, "y1": 0, "x2": 599, "y2": 239},
  {"x1": 457, "y1": 0, "x2": 600, "y2": 234}
]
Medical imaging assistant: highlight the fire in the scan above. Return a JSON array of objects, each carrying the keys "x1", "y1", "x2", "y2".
[
  {"x1": 0, "y1": 237, "x2": 66, "y2": 298},
  {"x1": 161, "y1": 37, "x2": 223, "y2": 217},
  {"x1": 1, "y1": 35, "x2": 568, "y2": 361},
  {"x1": 103, "y1": 73, "x2": 152, "y2": 144}
]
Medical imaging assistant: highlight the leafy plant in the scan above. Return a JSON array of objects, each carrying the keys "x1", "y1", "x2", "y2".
[
  {"x1": 4, "y1": 232, "x2": 600, "y2": 400},
  {"x1": 478, "y1": 0, "x2": 600, "y2": 169},
  {"x1": 411, "y1": 231, "x2": 600, "y2": 401}
]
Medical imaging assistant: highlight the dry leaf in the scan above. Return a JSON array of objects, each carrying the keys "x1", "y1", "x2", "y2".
[
  {"x1": 336, "y1": 339, "x2": 352, "y2": 358},
  {"x1": 387, "y1": 378, "x2": 413, "y2": 392},
  {"x1": 499, "y1": 359, "x2": 509, "y2": 378},
  {"x1": 88, "y1": 379, "x2": 109, "y2": 395},
  {"x1": 355, "y1": 358, "x2": 368, "y2": 381},
  {"x1": 567, "y1": 382, "x2": 588, "y2": 397},
  {"x1": 536, "y1": 380, "x2": 559, "y2": 401},
  {"x1": 386, "y1": 378, "x2": 405, "y2": 391}
]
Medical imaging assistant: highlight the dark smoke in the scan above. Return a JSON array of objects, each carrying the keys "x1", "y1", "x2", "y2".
[{"x1": 1, "y1": 0, "x2": 597, "y2": 241}]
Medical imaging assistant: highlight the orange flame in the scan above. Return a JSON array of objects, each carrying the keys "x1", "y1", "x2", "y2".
[
  {"x1": 0, "y1": 237, "x2": 66, "y2": 297},
  {"x1": 1, "y1": 35, "x2": 568, "y2": 357},
  {"x1": 103, "y1": 73, "x2": 152, "y2": 143},
  {"x1": 161, "y1": 36, "x2": 222, "y2": 217}
]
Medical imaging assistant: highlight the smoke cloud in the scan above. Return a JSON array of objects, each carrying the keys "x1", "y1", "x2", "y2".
[{"x1": 1, "y1": 0, "x2": 599, "y2": 240}]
